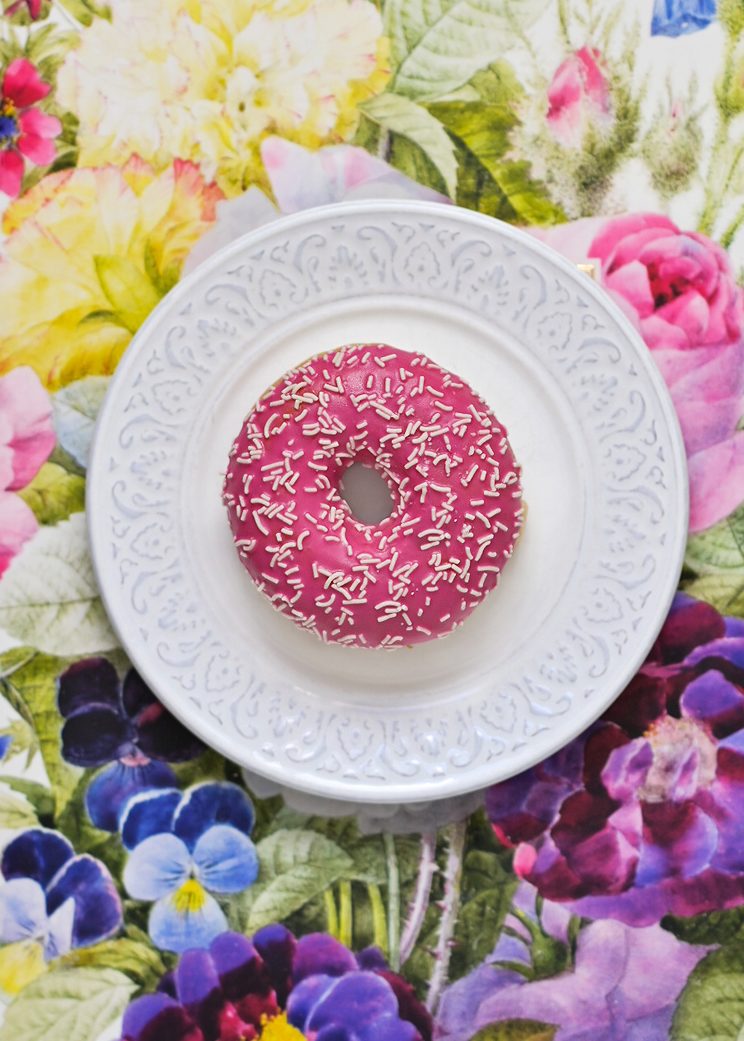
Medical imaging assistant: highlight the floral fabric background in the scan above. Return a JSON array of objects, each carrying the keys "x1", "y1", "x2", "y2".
[{"x1": 0, "y1": 0, "x2": 742, "y2": 1038}]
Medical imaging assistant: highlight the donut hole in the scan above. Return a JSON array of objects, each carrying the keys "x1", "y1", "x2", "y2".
[{"x1": 339, "y1": 461, "x2": 396, "y2": 525}]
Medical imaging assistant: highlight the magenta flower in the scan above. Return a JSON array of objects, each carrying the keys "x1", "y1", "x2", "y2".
[
  {"x1": 534, "y1": 214, "x2": 744, "y2": 531},
  {"x1": 0, "y1": 59, "x2": 61, "y2": 198},
  {"x1": 3, "y1": 0, "x2": 43, "y2": 18},
  {"x1": 117, "y1": 927, "x2": 432, "y2": 1041},
  {"x1": 546, "y1": 47, "x2": 612, "y2": 147},
  {"x1": 486, "y1": 594, "x2": 744, "y2": 925},
  {"x1": 0, "y1": 366, "x2": 55, "y2": 576}
]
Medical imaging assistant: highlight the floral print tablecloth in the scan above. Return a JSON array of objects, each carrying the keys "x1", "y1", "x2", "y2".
[{"x1": 0, "y1": 0, "x2": 742, "y2": 1039}]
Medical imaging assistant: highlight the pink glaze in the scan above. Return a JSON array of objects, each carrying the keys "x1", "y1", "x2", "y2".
[{"x1": 223, "y1": 344, "x2": 524, "y2": 649}]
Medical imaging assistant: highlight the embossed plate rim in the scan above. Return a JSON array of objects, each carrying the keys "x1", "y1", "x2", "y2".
[{"x1": 88, "y1": 200, "x2": 688, "y2": 803}]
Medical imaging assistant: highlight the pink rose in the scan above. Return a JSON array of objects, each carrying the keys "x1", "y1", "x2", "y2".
[
  {"x1": 534, "y1": 214, "x2": 744, "y2": 532},
  {"x1": 0, "y1": 367, "x2": 55, "y2": 575},
  {"x1": 546, "y1": 47, "x2": 612, "y2": 147}
]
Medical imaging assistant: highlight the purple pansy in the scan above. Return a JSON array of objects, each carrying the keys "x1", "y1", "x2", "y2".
[
  {"x1": 438, "y1": 884, "x2": 708, "y2": 1041},
  {"x1": 118, "y1": 926, "x2": 432, "y2": 1041},
  {"x1": 486, "y1": 594, "x2": 744, "y2": 924},
  {"x1": 58, "y1": 658, "x2": 203, "y2": 831},
  {"x1": 120, "y1": 783, "x2": 259, "y2": 953},
  {"x1": 0, "y1": 828, "x2": 122, "y2": 992}
]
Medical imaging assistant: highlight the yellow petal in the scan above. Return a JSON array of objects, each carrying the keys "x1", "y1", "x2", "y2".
[{"x1": 0, "y1": 941, "x2": 46, "y2": 996}]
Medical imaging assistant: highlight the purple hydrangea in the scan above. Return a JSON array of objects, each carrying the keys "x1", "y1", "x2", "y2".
[
  {"x1": 486, "y1": 594, "x2": 744, "y2": 924},
  {"x1": 118, "y1": 926, "x2": 432, "y2": 1041},
  {"x1": 58, "y1": 658, "x2": 203, "y2": 831}
]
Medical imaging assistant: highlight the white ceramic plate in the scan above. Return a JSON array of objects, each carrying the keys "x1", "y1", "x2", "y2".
[{"x1": 88, "y1": 201, "x2": 688, "y2": 804}]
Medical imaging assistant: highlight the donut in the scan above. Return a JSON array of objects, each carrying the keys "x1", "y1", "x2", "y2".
[{"x1": 223, "y1": 344, "x2": 523, "y2": 649}]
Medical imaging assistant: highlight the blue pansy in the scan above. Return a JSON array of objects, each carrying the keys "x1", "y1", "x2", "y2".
[
  {"x1": 0, "y1": 829, "x2": 122, "y2": 994},
  {"x1": 120, "y1": 783, "x2": 259, "y2": 953},
  {"x1": 57, "y1": 658, "x2": 203, "y2": 831},
  {"x1": 651, "y1": 0, "x2": 716, "y2": 36}
]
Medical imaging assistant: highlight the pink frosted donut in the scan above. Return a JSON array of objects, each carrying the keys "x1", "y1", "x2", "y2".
[{"x1": 223, "y1": 344, "x2": 523, "y2": 648}]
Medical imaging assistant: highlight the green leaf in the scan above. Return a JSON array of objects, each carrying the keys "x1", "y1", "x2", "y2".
[
  {"x1": 451, "y1": 849, "x2": 518, "y2": 978},
  {"x1": 18, "y1": 464, "x2": 85, "y2": 525},
  {"x1": 358, "y1": 93, "x2": 457, "y2": 196},
  {"x1": 468, "y1": 1022, "x2": 557, "y2": 1041},
  {"x1": 0, "y1": 777, "x2": 54, "y2": 822},
  {"x1": 671, "y1": 940, "x2": 744, "y2": 1041},
  {"x1": 683, "y1": 504, "x2": 744, "y2": 615},
  {"x1": 94, "y1": 255, "x2": 161, "y2": 335},
  {"x1": 0, "y1": 649, "x2": 81, "y2": 817},
  {"x1": 662, "y1": 908, "x2": 744, "y2": 947},
  {"x1": 0, "y1": 513, "x2": 118, "y2": 657},
  {"x1": 0, "y1": 967, "x2": 136, "y2": 1041},
  {"x1": 52, "y1": 377, "x2": 110, "y2": 470},
  {"x1": 239, "y1": 830, "x2": 353, "y2": 931},
  {"x1": 56, "y1": 774, "x2": 128, "y2": 879},
  {"x1": 686, "y1": 504, "x2": 744, "y2": 574},
  {"x1": 0, "y1": 787, "x2": 38, "y2": 829},
  {"x1": 430, "y1": 90, "x2": 565, "y2": 223},
  {"x1": 386, "y1": 0, "x2": 550, "y2": 101},
  {"x1": 60, "y1": 938, "x2": 166, "y2": 990}
]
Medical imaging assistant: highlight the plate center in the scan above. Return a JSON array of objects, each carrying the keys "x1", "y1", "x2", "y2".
[
  {"x1": 184, "y1": 295, "x2": 590, "y2": 708},
  {"x1": 339, "y1": 462, "x2": 396, "y2": 525}
]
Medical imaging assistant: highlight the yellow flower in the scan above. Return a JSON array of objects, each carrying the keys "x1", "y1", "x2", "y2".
[
  {"x1": 0, "y1": 158, "x2": 222, "y2": 389},
  {"x1": 57, "y1": 0, "x2": 390, "y2": 196}
]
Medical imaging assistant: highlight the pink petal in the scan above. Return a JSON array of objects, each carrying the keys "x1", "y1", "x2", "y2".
[
  {"x1": 605, "y1": 260, "x2": 655, "y2": 318},
  {"x1": 18, "y1": 107, "x2": 61, "y2": 140},
  {"x1": 688, "y1": 432, "x2": 744, "y2": 532},
  {"x1": 0, "y1": 492, "x2": 38, "y2": 577},
  {"x1": 0, "y1": 367, "x2": 55, "y2": 490},
  {"x1": 17, "y1": 133, "x2": 56, "y2": 165},
  {"x1": 0, "y1": 149, "x2": 23, "y2": 198},
  {"x1": 529, "y1": 217, "x2": 607, "y2": 265},
  {"x1": 673, "y1": 394, "x2": 742, "y2": 454},
  {"x1": 575, "y1": 47, "x2": 611, "y2": 112},
  {"x1": 590, "y1": 215, "x2": 678, "y2": 267},
  {"x1": 1, "y1": 58, "x2": 50, "y2": 108},
  {"x1": 640, "y1": 313, "x2": 691, "y2": 350},
  {"x1": 656, "y1": 291, "x2": 710, "y2": 344}
]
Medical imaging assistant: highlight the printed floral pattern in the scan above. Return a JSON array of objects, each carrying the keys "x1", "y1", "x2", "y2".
[{"x1": 0, "y1": 2, "x2": 742, "y2": 1040}]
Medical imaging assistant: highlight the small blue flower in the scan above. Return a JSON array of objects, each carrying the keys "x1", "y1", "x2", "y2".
[
  {"x1": 57, "y1": 658, "x2": 204, "y2": 831},
  {"x1": 651, "y1": 0, "x2": 717, "y2": 36},
  {"x1": 121, "y1": 783, "x2": 258, "y2": 954},
  {"x1": 0, "y1": 829, "x2": 122, "y2": 993}
]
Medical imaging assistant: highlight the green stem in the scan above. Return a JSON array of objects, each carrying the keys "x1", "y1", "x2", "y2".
[
  {"x1": 426, "y1": 821, "x2": 466, "y2": 1015},
  {"x1": 722, "y1": 203, "x2": 744, "y2": 249},
  {"x1": 367, "y1": 883, "x2": 389, "y2": 955},
  {"x1": 400, "y1": 832, "x2": 437, "y2": 966},
  {"x1": 338, "y1": 880, "x2": 353, "y2": 948},
  {"x1": 698, "y1": 34, "x2": 737, "y2": 235},
  {"x1": 324, "y1": 888, "x2": 339, "y2": 938},
  {"x1": 383, "y1": 833, "x2": 401, "y2": 971}
]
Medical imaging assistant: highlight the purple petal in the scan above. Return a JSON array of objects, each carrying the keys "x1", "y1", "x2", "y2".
[
  {"x1": 287, "y1": 975, "x2": 336, "y2": 1031},
  {"x1": 0, "y1": 878, "x2": 47, "y2": 942},
  {"x1": 176, "y1": 947, "x2": 223, "y2": 1037},
  {"x1": 120, "y1": 993, "x2": 198, "y2": 1041},
  {"x1": 192, "y1": 826, "x2": 258, "y2": 894},
  {"x1": 361, "y1": 1015, "x2": 421, "y2": 1041},
  {"x1": 86, "y1": 761, "x2": 178, "y2": 832},
  {"x1": 252, "y1": 924, "x2": 296, "y2": 1003},
  {"x1": 2, "y1": 828, "x2": 73, "y2": 888},
  {"x1": 134, "y1": 704, "x2": 205, "y2": 764},
  {"x1": 306, "y1": 973, "x2": 400, "y2": 1036},
  {"x1": 210, "y1": 932, "x2": 271, "y2": 1004},
  {"x1": 356, "y1": 947, "x2": 387, "y2": 971},
  {"x1": 120, "y1": 788, "x2": 181, "y2": 850},
  {"x1": 636, "y1": 803, "x2": 718, "y2": 885},
  {"x1": 149, "y1": 890, "x2": 227, "y2": 954},
  {"x1": 121, "y1": 670, "x2": 158, "y2": 718},
  {"x1": 173, "y1": 784, "x2": 254, "y2": 851},
  {"x1": 293, "y1": 933, "x2": 357, "y2": 983},
  {"x1": 60, "y1": 705, "x2": 131, "y2": 767},
  {"x1": 57, "y1": 658, "x2": 120, "y2": 718},
  {"x1": 46, "y1": 854, "x2": 122, "y2": 947},
  {"x1": 681, "y1": 670, "x2": 744, "y2": 737}
]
